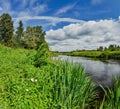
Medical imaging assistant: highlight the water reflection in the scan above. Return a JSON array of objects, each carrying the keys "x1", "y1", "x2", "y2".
[{"x1": 54, "y1": 55, "x2": 120, "y2": 87}]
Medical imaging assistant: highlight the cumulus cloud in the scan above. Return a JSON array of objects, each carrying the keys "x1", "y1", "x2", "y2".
[
  {"x1": 46, "y1": 18, "x2": 120, "y2": 51},
  {"x1": 119, "y1": 16, "x2": 120, "y2": 20}
]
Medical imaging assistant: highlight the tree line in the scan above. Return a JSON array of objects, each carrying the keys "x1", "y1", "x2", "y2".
[
  {"x1": 97, "y1": 44, "x2": 120, "y2": 51},
  {"x1": 0, "y1": 13, "x2": 47, "y2": 50}
]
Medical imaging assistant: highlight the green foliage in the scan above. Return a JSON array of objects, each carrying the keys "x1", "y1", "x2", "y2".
[
  {"x1": 0, "y1": 13, "x2": 14, "y2": 46},
  {"x1": 63, "y1": 49, "x2": 120, "y2": 60},
  {"x1": 62, "y1": 44, "x2": 120, "y2": 60},
  {"x1": 21, "y1": 26, "x2": 46, "y2": 50},
  {"x1": 34, "y1": 42, "x2": 49, "y2": 67},
  {"x1": 15, "y1": 20, "x2": 24, "y2": 47},
  {"x1": 16, "y1": 20, "x2": 24, "y2": 38},
  {"x1": 1, "y1": 45, "x2": 120, "y2": 108},
  {"x1": 97, "y1": 46, "x2": 104, "y2": 51},
  {"x1": 49, "y1": 61, "x2": 96, "y2": 109},
  {"x1": 99, "y1": 77, "x2": 120, "y2": 109},
  {"x1": 97, "y1": 44, "x2": 120, "y2": 51},
  {"x1": 0, "y1": 13, "x2": 48, "y2": 50},
  {"x1": 67, "y1": 50, "x2": 101, "y2": 58},
  {"x1": 0, "y1": 45, "x2": 97, "y2": 109},
  {"x1": 98, "y1": 51, "x2": 120, "y2": 59}
]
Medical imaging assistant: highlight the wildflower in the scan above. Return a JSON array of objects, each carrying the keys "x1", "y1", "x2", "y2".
[
  {"x1": 35, "y1": 79, "x2": 37, "y2": 82},
  {"x1": 30, "y1": 78, "x2": 37, "y2": 82},
  {"x1": 30, "y1": 78, "x2": 34, "y2": 82},
  {"x1": 25, "y1": 89, "x2": 29, "y2": 92}
]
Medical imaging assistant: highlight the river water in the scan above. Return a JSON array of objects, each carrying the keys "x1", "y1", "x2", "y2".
[{"x1": 54, "y1": 55, "x2": 120, "y2": 87}]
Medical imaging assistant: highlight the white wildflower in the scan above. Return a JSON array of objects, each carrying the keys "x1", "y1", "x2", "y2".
[
  {"x1": 30, "y1": 78, "x2": 37, "y2": 82},
  {"x1": 34, "y1": 79, "x2": 37, "y2": 82},
  {"x1": 30, "y1": 78, "x2": 34, "y2": 82},
  {"x1": 25, "y1": 89, "x2": 29, "y2": 92}
]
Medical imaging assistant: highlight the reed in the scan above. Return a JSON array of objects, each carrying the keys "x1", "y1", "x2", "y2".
[
  {"x1": 99, "y1": 76, "x2": 120, "y2": 109},
  {"x1": 46, "y1": 61, "x2": 96, "y2": 109}
]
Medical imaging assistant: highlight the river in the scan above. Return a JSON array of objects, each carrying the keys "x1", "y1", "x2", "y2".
[{"x1": 54, "y1": 55, "x2": 120, "y2": 87}]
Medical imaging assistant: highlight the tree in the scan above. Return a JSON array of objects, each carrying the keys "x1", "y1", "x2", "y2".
[
  {"x1": 21, "y1": 26, "x2": 46, "y2": 49},
  {"x1": 104, "y1": 47, "x2": 108, "y2": 51},
  {"x1": 15, "y1": 20, "x2": 24, "y2": 47},
  {"x1": 108, "y1": 44, "x2": 115, "y2": 51},
  {"x1": 16, "y1": 20, "x2": 24, "y2": 38},
  {"x1": 0, "y1": 13, "x2": 14, "y2": 46},
  {"x1": 15, "y1": 20, "x2": 24, "y2": 46},
  {"x1": 97, "y1": 46, "x2": 103, "y2": 51}
]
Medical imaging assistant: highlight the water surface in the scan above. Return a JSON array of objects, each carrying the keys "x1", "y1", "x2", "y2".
[{"x1": 54, "y1": 55, "x2": 120, "y2": 87}]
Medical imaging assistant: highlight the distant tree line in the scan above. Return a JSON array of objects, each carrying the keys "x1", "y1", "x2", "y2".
[
  {"x1": 0, "y1": 13, "x2": 48, "y2": 50},
  {"x1": 97, "y1": 44, "x2": 120, "y2": 51}
]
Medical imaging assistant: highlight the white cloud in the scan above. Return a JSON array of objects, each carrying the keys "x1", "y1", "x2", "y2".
[
  {"x1": 55, "y1": 3, "x2": 76, "y2": 15},
  {"x1": 13, "y1": 15, "x2": 84, "y2": 26},
  {"x1": 0, "y1": 0, "x2": 48, "y2": 17},
  {"x1": 0, "y1": 0, "x2": 11, "y2": 12},
  {"x1": 32, "y1": 4, "x2": 48, "y2": 15},
  {"x1": 46, "y1": 18, "x2": 120, "y2": 51},
  {"x1": 0, "y1": 0, "x2": 18, "y2": 17},
  {"x1": 119, "y1": 16, "x2": 120, "y2": 20}
]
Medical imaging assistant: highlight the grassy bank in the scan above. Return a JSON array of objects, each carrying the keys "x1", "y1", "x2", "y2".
[
  {"x1": 0, "y1": 45, "x2": 120, "y2": 109},
  {"x1": 63, "y1": 50, "x2": 120, "y2": 60}
]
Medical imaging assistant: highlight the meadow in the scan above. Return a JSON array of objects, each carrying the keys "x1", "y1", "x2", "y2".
[{"x1": 0, "y1": 45, "x2": 120, "y2": 109}]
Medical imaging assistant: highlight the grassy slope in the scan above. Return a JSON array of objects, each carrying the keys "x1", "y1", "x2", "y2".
[
  {"x1": 0, "y1": 45, "x2": 96, "y2": 109},
  {"x1": 0, "y1": 45, "x2": 42, "y2": 108}
]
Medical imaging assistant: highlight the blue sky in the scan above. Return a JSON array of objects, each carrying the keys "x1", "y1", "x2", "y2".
[{"x1": 0, "y1": 0, "x2": 120, "y2": 51}]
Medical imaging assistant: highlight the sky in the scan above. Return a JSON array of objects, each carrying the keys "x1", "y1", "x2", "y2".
[{"x1": 0, "y1": 0, "x2": 120, "y2": 51}]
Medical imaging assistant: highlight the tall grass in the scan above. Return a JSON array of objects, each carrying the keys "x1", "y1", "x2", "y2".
[
  {"x1": 99, "y1": 76, "x2": 120, "y2": 109},
  {"x1": 46, "y1": 62, "x2": 96, "y2": 109}
]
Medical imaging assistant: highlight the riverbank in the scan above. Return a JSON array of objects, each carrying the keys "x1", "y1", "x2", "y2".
[
  {"x1": 61, "y1": 50, "x2": 120, "y2": 60},
  {"x1": 0, "y1": 45, "x2": 120, "y2": 109},
  {"x1": 0, "y1": 45, "x2": 96, "y2": 108}
]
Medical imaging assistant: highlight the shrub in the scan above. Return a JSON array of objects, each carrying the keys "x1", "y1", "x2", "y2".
[{"x1": 34, "y1": 42, "x2": 49, "y2": 67}]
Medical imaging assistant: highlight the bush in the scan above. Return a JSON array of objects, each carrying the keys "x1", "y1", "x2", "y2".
[{"x1": 34, "y1": 42, "x2": 49, "y2": 67}]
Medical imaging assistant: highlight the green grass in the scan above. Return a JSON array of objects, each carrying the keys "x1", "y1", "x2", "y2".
[
  {"x1": 70, "y1": 51, "x2": 101, "y2": 58},
  {"x1": 0, "y1": 44, "x2": 120, "y2": 109},
  {"x1": 48, "y1": 62, "x2": 97, "y2": 109},
  {"x1": 99, "y1": 76, "x2": 120, "y2": 109},
  {"x1": 0, "y1": 45, "x2": 97, "y2": 109},
  {"x1": 64, "y1": 50, "x2": 120, "y2": 60}
]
